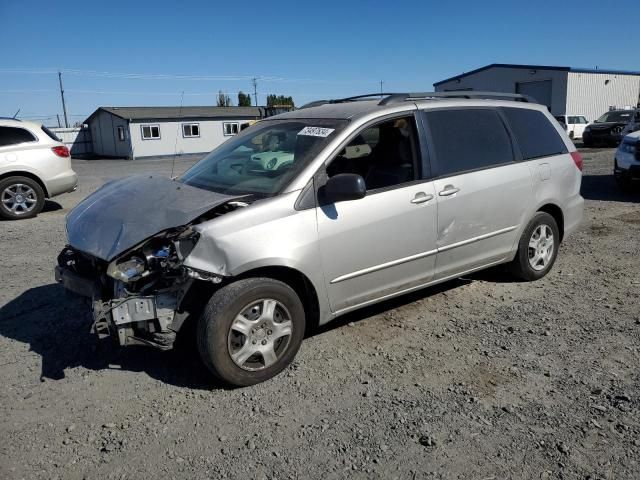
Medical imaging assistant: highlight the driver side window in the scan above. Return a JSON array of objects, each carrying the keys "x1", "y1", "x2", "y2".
[{"x1": 326, "y1": 116, "x2": 420, "y2": 191}]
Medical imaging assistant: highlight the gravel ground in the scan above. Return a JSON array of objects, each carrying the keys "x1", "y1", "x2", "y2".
[{"x1": 1, "y1": 149, "x2": 639, "y2": 480}]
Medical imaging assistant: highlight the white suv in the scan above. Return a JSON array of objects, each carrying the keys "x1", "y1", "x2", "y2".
[{"x1": 0, "y1": 119, "x2": 78, "y2": 220}]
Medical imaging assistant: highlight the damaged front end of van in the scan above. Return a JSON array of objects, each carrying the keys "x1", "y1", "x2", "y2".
[{"x1": 55, "y1": 174, "x2": 246, "y2": 349}]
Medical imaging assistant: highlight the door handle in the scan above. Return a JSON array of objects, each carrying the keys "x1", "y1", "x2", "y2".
[
  {"x1": 439, "y1": 185, "x2": 460, "y2": 196},
  {"x1": 410, "y1": 192, "x2": 434, "y2": 204}
]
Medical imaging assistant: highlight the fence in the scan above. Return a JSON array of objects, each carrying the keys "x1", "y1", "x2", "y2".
[{"x1": 50, "y1": 127, "x2": 93, "y2": 155}]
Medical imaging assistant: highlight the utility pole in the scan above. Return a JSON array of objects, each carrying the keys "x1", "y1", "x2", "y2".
[
  {"x1": 58, "y1": 71, "x2": 69, "y2": 128},
  {"x1": 252, "y1": 77, "x2": 258, "y2": 107}
]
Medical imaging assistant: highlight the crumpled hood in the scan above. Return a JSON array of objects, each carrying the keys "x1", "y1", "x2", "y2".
[{"x1": 66, "y1": 175, "x2": 237, "y2": 261}]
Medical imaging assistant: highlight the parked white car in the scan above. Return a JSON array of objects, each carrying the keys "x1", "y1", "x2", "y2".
[
  {"x1": 0, "y1": 119, "x2": 77, "y2": 219},
  {"x1": 554, "y1": 114, "x2": 589, "y2": 140}
]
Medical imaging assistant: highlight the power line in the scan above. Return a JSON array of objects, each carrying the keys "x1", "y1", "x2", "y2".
[{"x1": 0, "y1": 68, "x2": 373, "y2": 85}]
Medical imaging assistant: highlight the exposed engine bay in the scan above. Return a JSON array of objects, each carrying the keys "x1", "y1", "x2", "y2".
[{"x1": 55, "y1": 176, "x2": 250, "y2": 350}]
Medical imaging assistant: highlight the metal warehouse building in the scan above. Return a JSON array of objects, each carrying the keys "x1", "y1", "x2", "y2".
[
  {"x1": 85, "y1": 106, "x2": 262, "y2": 159},
  {"x1": 434, "y1": 64, "x2": 640, "y2": 123}
]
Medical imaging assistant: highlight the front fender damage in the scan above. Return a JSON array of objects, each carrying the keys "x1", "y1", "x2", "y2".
[{"x1": 57, "y1": 193, "x2": 247, "y2": 350}]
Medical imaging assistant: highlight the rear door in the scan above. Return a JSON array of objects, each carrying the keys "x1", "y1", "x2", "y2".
[
  {"x1": 422, "y1": 108, "x2": 534, "y2": 279},
  {"x1": 316, "y1": 113, "x2": 439, "y2": 313}
]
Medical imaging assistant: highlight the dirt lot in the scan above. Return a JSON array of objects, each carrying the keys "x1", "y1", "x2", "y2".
[{"x1": 1, "y1": 149, "x2": 639, "y2": 480}]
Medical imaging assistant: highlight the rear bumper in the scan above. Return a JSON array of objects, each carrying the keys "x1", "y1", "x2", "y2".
[
  {"x1": 46, "y1": 169, "x2": 78, "y2": 197},
  {"x1": 563, "y1": 194, "x2": 584, "y2": 239}
]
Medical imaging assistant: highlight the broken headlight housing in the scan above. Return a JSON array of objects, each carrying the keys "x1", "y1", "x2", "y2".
[
  {"x1": 107, "y1": 256, "x2": 147, "y2": 283},
  {"x1": 106, "y1": 228, "x2": 199, "y2": 284}
]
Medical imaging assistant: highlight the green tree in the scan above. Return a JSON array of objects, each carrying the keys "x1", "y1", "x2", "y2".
[
  {"x1": 237, "y1": 91, "x2": 251, "y2": 106},
  {"x1": 266, "y1": 94, "x2": 294, "y2": 108},
  {"x1": 217, "y1": 91, "x2": 232, "y2": 107}
]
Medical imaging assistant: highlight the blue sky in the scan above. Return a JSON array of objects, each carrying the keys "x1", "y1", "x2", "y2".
[{"x1": 1, "y1": 0, "x2": 638, "y2": 125}]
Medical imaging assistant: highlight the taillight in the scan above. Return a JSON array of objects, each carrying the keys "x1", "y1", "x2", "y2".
[
  {"x1": 570, "y1": 151, "x2": 583, "y2": 171},
  {"x1": 52, "y1": 145, "x2": 70, "y2": 158}
]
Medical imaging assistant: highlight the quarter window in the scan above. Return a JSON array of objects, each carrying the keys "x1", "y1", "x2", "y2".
[
  {"x1": 182, "y1": 123, "x2": 200, "y2": 138},
  {"x1": 501, "y1": 108, "x2": 568, "y2": 160},
  {"x1": 223, "y1": 122, "x2": 239, "y2": 136},
  {"x1": 141, "y1": 124, "x2": 160, "y2": 140},
  {"x1": 0, "y1": 126, "x2": 37, "y2": 147},
  {"x1": 117, "y1": 126, "x2": 126, "y2": 141},
  {"x1": 424, "y1": 108, "x2": 514, "y2": 177},
  {"x1": 326, "y1": 115, "x2": 419, "y2": 191}
]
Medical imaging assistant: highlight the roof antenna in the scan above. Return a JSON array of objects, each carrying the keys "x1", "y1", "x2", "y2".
[
  {"x1": 171, "y1": 91, "x2": 184, "y2": 180},
  {"x1": 12, "y1": 109, "x2": 20, "y2": 119}
]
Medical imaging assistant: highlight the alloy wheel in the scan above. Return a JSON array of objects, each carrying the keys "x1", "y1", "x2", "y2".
[
  {"x1": 227, "y1": 298, "x2": 293, "y2": 371},
  {"x1": 1, "y1": 183, "x2": 38, "y2": 215},
  {"x1": 528, "y1": 224, "x2": 555, "y2": 271}
]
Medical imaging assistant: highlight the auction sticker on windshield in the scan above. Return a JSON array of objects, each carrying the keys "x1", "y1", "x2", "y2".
[{"x1": 298, "y1": 126, "x2": 335, "y2": 137}]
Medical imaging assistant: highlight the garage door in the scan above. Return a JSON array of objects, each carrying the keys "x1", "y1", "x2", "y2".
[{"x1": 516, "y1": 80, "x2": 552, "y2": 110}]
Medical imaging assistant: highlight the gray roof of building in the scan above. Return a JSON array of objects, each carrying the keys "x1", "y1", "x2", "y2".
[
  {"x1": 89, "y1": 106, "x2": 263, "y2": 121},
  {"x1": 434, "y1": 63, "x2": 640, "y2": 86}
]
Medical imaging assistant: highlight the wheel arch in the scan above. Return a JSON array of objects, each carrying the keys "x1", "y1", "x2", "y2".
[
  {"x1": 234, "y1": 265, "x2": 321, "y2": 335},
  {"x1": 537, "y1": 203, "x2": 564, "y2": 241},
  {"x1": 0, "y1": 170, "x2": 49, "y2": 197}
]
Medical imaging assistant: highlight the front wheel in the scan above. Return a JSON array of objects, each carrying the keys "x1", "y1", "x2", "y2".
[
  {"x1": 197, "y1": 278, "x2": 306, "y2": 387},
  {"x1": 509, "y1": 212, "x2": 560, "y2": 281}
]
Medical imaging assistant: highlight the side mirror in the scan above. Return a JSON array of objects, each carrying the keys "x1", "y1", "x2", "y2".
[{"x1": 322, "y1": 174, "x2": 366, "y2": 203}]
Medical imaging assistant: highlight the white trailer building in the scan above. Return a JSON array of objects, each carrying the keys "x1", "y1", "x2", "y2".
[
  {"x1": 85, "y1": 106, "x2": 263, "y2": 159},
  {"x1": 434, "y1": 64, "x2": 640, "y2": 123}
]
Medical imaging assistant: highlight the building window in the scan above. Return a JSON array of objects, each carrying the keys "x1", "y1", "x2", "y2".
[
  {"x1": 141, "y1": 124, "x2": 160, "y2": 140},
  {"x1": 223, "y1": 122, "x2": 239, "y2": 136},
  {"x1": 117, "y1": 125, "x2": 126, "y2": 141},
  {"x1": 182, "y1": 123, "x2": 200, "y2": 138}
]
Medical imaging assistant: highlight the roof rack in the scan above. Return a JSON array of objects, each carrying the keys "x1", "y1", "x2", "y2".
[
  {"x1": 299, "y1": 91, "x2": 533, "y2": 109},
  {"x1": 379, "y1": 91, "x2": 533, "y2": 105},
  {"x1": 299, "y1": 93, "x2": 398, "y2": 109}
]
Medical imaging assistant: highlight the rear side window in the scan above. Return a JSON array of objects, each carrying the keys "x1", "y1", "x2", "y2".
[
  {"x1": 0, "y1": 126, "x2": 37, "y2": 147},
  {"x1": 424, "y1": 109, "x2": 514, "y2": 177},
  {"x1": 502, "y1": 108, "x2": 568, "y2": 160}
]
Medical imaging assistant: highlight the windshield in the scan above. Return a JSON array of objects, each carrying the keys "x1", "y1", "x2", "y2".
[
  {"x1": 595, "y1": 111, "x2": 633, "y2": 123},
  {"x1": 180, "y1": 118, "x2": 347, "y2": 197}
]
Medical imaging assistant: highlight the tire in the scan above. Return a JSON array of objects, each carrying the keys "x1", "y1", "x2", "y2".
[
  {"x1": 582, "y1": 137, "x2": 593, "y2": 148},
  {"x1": 509, "y1": 212, "x2": 560, "y2": 281},
  {"x1": 197, "y1": 277, "x2": 306, "y2": 387},
  {"x1": 0, "y1": 176, "x2": 45, "y2": 220}
]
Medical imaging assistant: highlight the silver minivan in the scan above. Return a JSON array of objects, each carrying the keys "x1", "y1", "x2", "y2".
[{"x1": 56, "y1": 92, "x2": 584, "y2": 386}]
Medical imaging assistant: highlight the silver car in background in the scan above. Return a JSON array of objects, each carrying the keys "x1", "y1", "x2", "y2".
[{"x1": 56, "y1": 92, "x2": 584, "y2": 386}]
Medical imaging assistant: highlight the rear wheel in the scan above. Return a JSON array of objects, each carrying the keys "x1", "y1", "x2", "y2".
[
  {"x1": 510, "y1": 212, "x2": 559, "y2": 281},
  {"x1": 0, "y1": 176, "x2": 45, "y2": 220},
  {"x1": 582, "y1": 137, "x2": 593, "y2": 148},
  {"x1": 197, "y1": 277, "x2": 305, "y2": 387}
]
